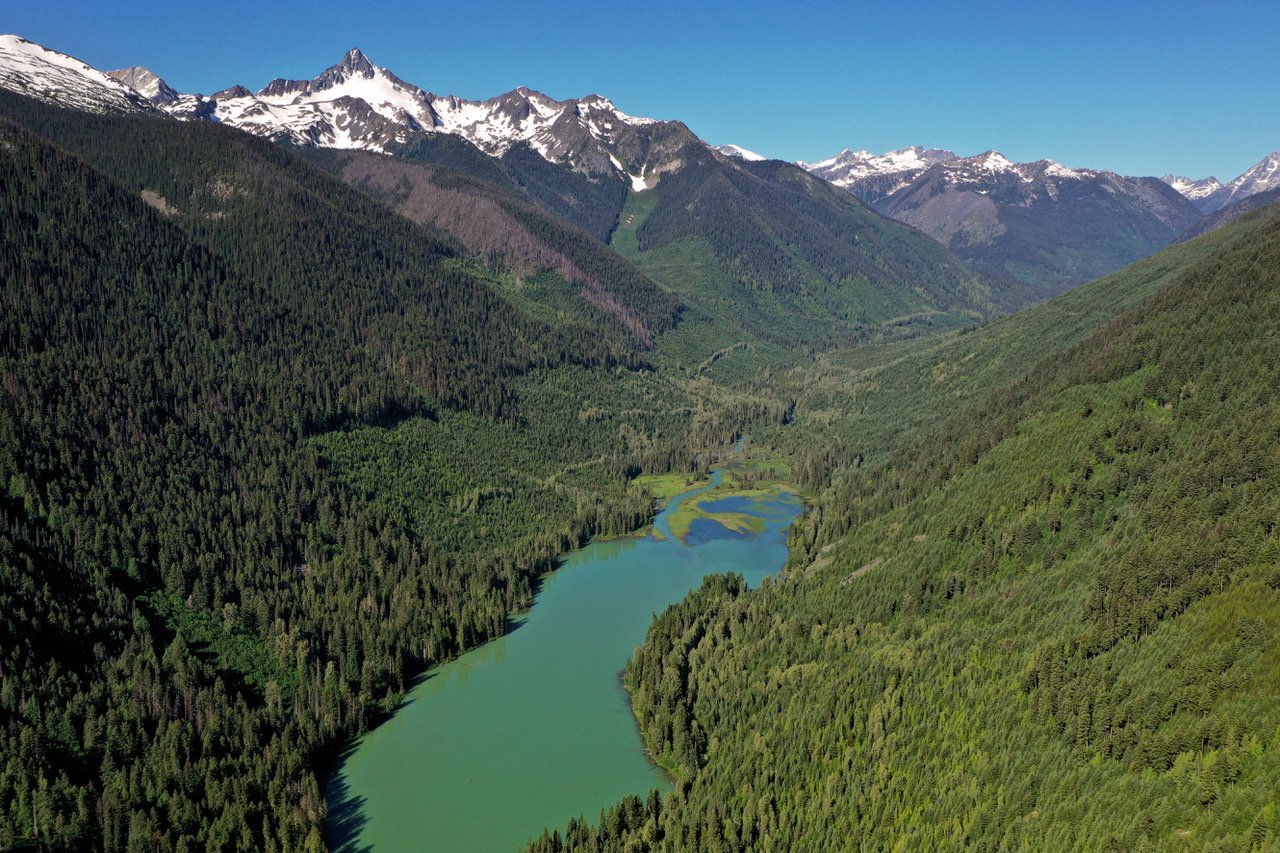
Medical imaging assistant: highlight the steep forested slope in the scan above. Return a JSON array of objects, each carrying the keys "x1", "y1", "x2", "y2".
[
  {"x1": 0, "y1": 93, "x2": 700, "y2": 850},
  {"x1": 533, "y1": 204, "x2": 1280, "y2": 850},
  {"x1": 0, "y1": 89, "x2": 677, "y2": 355},
  {"x1": 613, "y1": 153, "x2": 999, "y2": 358},
  {"x1": 302, "y1": 148, "x2": 680, "y2": 346},
  {"x1": 750, "y1": 209, "x2": 1280, "y2": 470},
  {"x1": 382, "y1": 128, "x2": 1000, "y2": 360}
]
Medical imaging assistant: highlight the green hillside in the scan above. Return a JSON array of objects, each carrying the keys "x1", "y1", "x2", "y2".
[
  {"x1": 530, "y1": 203, "x2": 1280, "y2": 850},
  {"x1": 375, "y1": 126, "x2": 1002, "y2": 365},
  {"x1": 614, "y1": 154, "x2": 999, "y2": 362},
  {"x1": 751, "y1": 208, "x2": 1280, "y2": 468},
  {"x1": 302, "y1": 147, "x2": 682, "y2": 348}
]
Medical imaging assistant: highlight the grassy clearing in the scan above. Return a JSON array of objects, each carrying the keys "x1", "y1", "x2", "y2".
[{"x1": 630, "y1": 471, "x2": 712, "y2": 503}]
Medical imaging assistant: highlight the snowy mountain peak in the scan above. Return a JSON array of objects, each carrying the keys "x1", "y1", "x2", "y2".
[
  {"x1": 1183, "y1": 151, "x2": 1280, "y2": 213},
  {"x1": 312, "y1": 47, "x2": 384, "y2": 90},
  {"x1": 1235, "y1": 151, "x2": 1280, "y2": 184},
  {"x1": 343, "y1": 47, "x2": 373, "y2": 68},
  {"x1": 1214, "y1": 152, "x2": 1280, "y2": 207},
  {"x1": 105, "y1": 66, "x2": 178, "y2": 104},
  {"x1": 0, "y1": 34, "x2": 156, "y2": 115},
  {"x1": 802, "y1": 146, "x2": 957, "y2": 190},
  {"x1": 961, "y1": 150, "x2": 1016, "y2": 172},
  {"x1": 715, "y1": 144, "x2": 766, "y2": 162},
  {"x1": 213, "y1": 85, "x2": 253, "y2": 100},
  {"x1": 1161, "y1": 174, "x2": 1224, "y2": 203}
]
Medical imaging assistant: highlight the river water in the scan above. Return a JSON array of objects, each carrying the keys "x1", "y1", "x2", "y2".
[{"x1": 327, "y1": 471, "x2": 801, "y2": 851}]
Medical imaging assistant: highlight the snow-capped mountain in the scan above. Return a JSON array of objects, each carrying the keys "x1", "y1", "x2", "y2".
[
  {"x1": 801, "y1": 146, "x2": 957, "y2": 202},
  {"x1": 0, "y1": 34, "x2": 155, "y2": 115},
  {"x1": 114, "y1": 47, "x2": 692, "y2": 191},
  {"x1": 714, "y1": 143, "x2": 766, "y2": 161},
  {"x1": 1160, "y1": 174, "x2": 1224, "y2": 210},
  {"x1": 800, "y1": 145, "x2": 1203, "y2": 295},
  {"x1": 0, "y1": 35, "x2": 701, "y2": 193},
  {"x1": 1162, "y1": 154, "x2": 1280, "y2": 214},
  {"x1": 801, "y1": 146, "x2": 1127, "y2": 207},
  {"x1": 1204, "y1": 152, "x2": 1280, "y2": 213}
]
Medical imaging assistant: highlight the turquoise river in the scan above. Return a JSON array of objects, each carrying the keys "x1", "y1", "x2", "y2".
[{"x1": 326, "y1": 470, "x2": 801, "y2": 851}]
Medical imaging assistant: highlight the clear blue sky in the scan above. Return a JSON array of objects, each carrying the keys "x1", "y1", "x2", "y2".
[{"x1": 8, "y1": 0, "x2": 1278, "y2": 180}]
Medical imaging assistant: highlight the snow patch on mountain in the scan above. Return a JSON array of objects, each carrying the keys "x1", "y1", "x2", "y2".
[
  {"x1": 801, "y1": 146, "x2": 957, "y2": 188},
  {"x1": 0, "y1": 34, "x2": 155, "y2": 115},
  {"x1": 1161, "y1": 174, "x2": 1224, "y2": 201},
  {"x1": 1208, "y1": 152, "x2": 1280, "y2": 211},
  {"x1": 715, "y1": 143, "x2": 766, "y2": 161}
]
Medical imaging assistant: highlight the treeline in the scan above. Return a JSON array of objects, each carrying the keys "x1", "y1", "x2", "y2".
[{"x1": 530, "y1": 201, "x2": 1280, "y2": 848}]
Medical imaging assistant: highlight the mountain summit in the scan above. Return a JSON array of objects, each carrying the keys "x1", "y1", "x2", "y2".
[
  {"x1": 104, "y1": 65, "x2": 178, "y2": 104},
  {"x1": 802, "y1": 146, "x2": 958, "y2": 203},
  {"x1": 1160, "y1": 174, "x2": 1224, "y2": 209},
  {"x1": 99, "y1": 46, "x2": 696, "y2": 192}
]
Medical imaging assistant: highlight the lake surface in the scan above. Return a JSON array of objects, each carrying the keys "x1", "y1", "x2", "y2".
[{"x1": 326, "y1": 471, "x2": 801, "y2": 852}]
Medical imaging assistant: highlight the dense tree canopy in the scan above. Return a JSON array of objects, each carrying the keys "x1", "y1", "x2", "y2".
[
  {"x1": 531, "y1": 203, "x2": 1280, "y2": 851},
  {"x1": 0, "y1": 97, "x2": 708, "y2": 850}
]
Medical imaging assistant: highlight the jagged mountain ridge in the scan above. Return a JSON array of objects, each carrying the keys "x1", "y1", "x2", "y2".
[
  {"x1": 124, "y1": 46, "x2": 698, "y2": 192},
  {"x1": 1162, "y1": 152, "x2": 1280, "y2": 213},
  {"x1": 1161, "y1": 173, "x2": 1224, "y2": 210},
  {"x1": 0, "y1": 34, "x2": 704, "y2": 194},
  {"x1": 802, "y1": 145, "x2": 959, "y2": 204},
  {"x1": 1201, "y1": 152, "x2": 1280, "y2": 212},
  {"x1": 802, "y1": 145, "x2": 1204, "y2": 294}
]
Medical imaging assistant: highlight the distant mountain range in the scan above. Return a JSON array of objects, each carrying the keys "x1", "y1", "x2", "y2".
[
  {"x1": 105, "y1": 44, "x2": 692, "y2": 195},
  {"x1": 1160, "y1": 174, "x2": 1224, "y2": 208},
  {"x1": 0, "y1": 33, "x2": 998, "y2": 352},
  {"x1": 800, "y1": 146, "x2": 1203, "y2": 294},
  {"x1": 1162, "y1": 152, "x2": 1280, "y2": 213},
  {"x1": 4, "y1": 30, "x2": 1277, "y2": 316}
]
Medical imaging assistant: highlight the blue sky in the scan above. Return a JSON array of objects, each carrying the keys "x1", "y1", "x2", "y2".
[{"x1": 8, "y1": 0, "x2": 1278, "y2": 179}]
